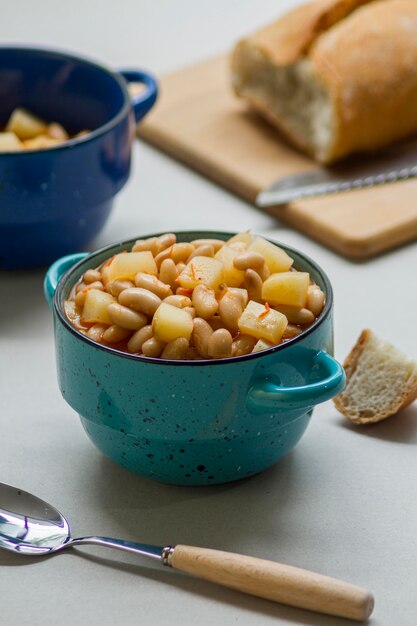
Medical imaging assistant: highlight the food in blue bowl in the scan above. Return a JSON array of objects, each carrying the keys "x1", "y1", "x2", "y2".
[
  {"x1": 44, "y1": 231, "x2": 345, "y2": 486},
  {"x1": 0, "y1": 46, "x2": 157, "y2": 269}
]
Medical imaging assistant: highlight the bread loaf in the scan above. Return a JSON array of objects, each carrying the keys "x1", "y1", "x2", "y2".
[
  {"x1": 232, "y1": 0, "x2": 417, "y2": 163},
  {"x1": 333, "y1": 329, "x2": 417, "y2": 424}
]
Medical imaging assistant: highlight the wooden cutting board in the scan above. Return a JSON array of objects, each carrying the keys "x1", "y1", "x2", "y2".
[{"x1": 138, "y1": 55, "x2": 417, "y2": 259}]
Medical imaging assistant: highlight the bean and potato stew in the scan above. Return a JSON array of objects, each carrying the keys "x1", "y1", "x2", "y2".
[
  {"x1": 0, "y1": 107, "x2": 89, "y2": 152},
  {"x1": 64, "y1": 232, "x2": 326, "y2": 360}
]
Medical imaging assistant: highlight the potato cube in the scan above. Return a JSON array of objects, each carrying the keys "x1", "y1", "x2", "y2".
[
  {"x1": 252, "y1": 338, "x2": 274, "y2": 353},
  {"x1": 81, "y1": 289, "x2": 116, "y2": 324},
  {"x1": 178, "y1": 256, "x2": 224, "y2": 290},
  {"x1": 238, "y1": 300, "x2": 287, "y2": 344},
  {"x1": 248, "y1": 236, "x2": 293, "y2": 273},
  {"x1": 214, "y1": 246, "x2": 245, "y2": 287},
  {"x1": 262, "y1": 272, "x2": 310, "y2": 308},
  {"x1": 6, "y1": 107, "x2": 47, "y2": 140},
  {"x1": 0, "y1": 132, "x2": 23, "y2": 152},
  {"x1": 107, "y1": 252, "x2": 157, "y2": 282},
  {"x1": 23, "y1": 135, "x2": 61, "y2": 150},
  {"x1": 227, "y1": 231, "x2": 253, "y2": 247},
  {"x1": 152, "y1": 302, "x2": 193, "y2": 343}
]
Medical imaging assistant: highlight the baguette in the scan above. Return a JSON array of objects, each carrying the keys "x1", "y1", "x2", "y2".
[
  {"x1": 333, "y1": 329, "x2": 417, "y2": 424},
  {"x1": 232, "y1": 0, "x2": 417, "y2": 163}
]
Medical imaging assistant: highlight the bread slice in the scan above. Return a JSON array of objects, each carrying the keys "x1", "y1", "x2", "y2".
[
  {"x1": 333, "y1": 329, "x2": 417, "y2": 424},
  {"x1": 232, "y1": 0, "x2": 417, "y2": 163}
]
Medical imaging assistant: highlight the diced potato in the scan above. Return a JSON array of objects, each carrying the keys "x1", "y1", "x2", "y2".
[
  {"x1": 227, "y1": 231, "x2": 253, "y2": 247},
  {"x1": 6, "y1": 107, "x2": 47, "y2": 140},
  {"x1": 262, "y1": 272, "x2": 310, "y2": 308},
  {"x1": 238, "y1": 300, "x2": 287, "y2": 344},
  {"x1": 178, "y1": 256, "x2": 224, "y2": 290},
  {"x1": 214, "y1": 246, "x2": 245, "y2": 287},
  {"x1": 152, "y1": 302, "x2": 193, "y2": 343},
  {"x1": 47, "y1": 122, "x2": 69, "y2": 141},
  {"x1": 107, "y1": 252, "x2": 157, "y2": 282},
  {"x1": 0, "y1": 132, "x2": 23, "y2": 152},
  {"x1": 248, "y1": 236, "x2": 293, "y2": 273},
  {"x1": 252, "y1": 338, "x2": 274, "y2": 353},
  {"x1": 23, "y1": 135, "x2": 61, "y2": 150},
  {"x1": 81, "y1": 289, "x2": 116, "y2": 324}
]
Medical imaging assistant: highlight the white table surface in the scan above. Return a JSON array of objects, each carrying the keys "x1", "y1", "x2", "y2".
[{"x1": 1, "y1": 1, "x2": 417, "y2": 625}]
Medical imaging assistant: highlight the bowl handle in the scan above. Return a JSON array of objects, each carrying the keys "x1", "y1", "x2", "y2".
[
  {"x1": 119, "y1": 69, "x2": 158, "y2": 123},
  {"x1": 247, "y1": 352, "x2": 345, "y2": 415},
  {"x1": 44, "y1": 253, "x2": 89, "y2": 309}
]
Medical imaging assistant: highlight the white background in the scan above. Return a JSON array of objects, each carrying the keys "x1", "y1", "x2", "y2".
[{"x1": 1, "y1": 1, "x2": 417, "y2": 625}]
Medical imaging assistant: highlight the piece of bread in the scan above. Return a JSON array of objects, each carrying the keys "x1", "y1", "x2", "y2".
[
  {"x1": 231, "y1": 0, "x2": 417, "y2": 164},
  {"x1": 333, "y1": 329, "x2": 417, "y2": 424}
]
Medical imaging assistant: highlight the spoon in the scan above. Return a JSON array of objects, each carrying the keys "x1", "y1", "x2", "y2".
[{"x1": 0, "y1": 482, "x2": 373, "y2": 621}]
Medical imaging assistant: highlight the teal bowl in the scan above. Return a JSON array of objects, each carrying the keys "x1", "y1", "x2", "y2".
[{"x1": 44, "y1": 231, "x2": 345, "y2": 486}]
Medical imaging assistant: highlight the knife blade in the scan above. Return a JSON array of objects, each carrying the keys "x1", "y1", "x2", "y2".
[{"x1": 256, "y1": 141, "x2": 417, "y2": 207}]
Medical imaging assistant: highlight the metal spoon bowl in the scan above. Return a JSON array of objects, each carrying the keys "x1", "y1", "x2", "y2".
[{"x1": 0, "y1": 482, "x2": 374, "y2": 621}]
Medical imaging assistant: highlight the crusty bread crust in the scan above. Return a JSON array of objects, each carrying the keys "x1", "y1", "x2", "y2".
[
  {"x1": 311, "y1": 0, "x2": 417, "y2": 161},
  {"x1": 334, "y1": 329, "x2": 417, "y2": 424},
  {"x1": 249, "y1": 0, "x2": 374, "y2": 65},
  {"x1": 232, "y1": 0, "x2": 417, "y2": 163}
]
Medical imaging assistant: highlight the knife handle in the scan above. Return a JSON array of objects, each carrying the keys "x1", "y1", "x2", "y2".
[{"x1": 167, "y1": 545, "x2": 374, "y2": 621}]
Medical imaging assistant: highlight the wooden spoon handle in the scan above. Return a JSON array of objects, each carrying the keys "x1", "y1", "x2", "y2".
[{"x1": 169, "y1": 545, "x2": 374, "y2": 621}]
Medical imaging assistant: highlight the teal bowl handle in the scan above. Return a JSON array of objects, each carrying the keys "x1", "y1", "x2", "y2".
[
  {"x1": 247, "y1": 352, "x2": 346, "y2": 415},
  {"x1": 44, "y1": 252, "x2": 89, "y2": 309}
]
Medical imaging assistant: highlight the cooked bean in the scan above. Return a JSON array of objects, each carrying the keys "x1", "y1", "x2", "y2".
[
  {"x1": 107, "y1": 279, "x2": 134, "y2": 297},
  {"x1": 208, "y1": 316, "x2": 224, "y2": 331},
  {"x1": 83, "y1": 269, "x2": 102, "y2": 284},
  {"x1": 134, "y1": 272, "x2": 172, "y2": 299},
  {"x1": 192, "y1": 317, "x2": 213, "y2": 358},
  {"x1": 127, "y1": 325, "x2": 153, "y2": 353},
  {"x1": 170, "y1": 243, "x2": 195, "y2": 264},
  {"x1": 132, "y1": 236, "x2": 158, "y2": 254},
  {"x1": 273, "y1": 304, "x2": 315, "y2": 325},
  {"x1": 107, "y1": 303, "x2": 147, "y2": 330},
  {"x1": 154, "y1": 233, "x2": 176, "y2": 255},
  {"x1": 219, "y1": 291, "x2": 243, "y2": 334},
  {"x1": 191, "y1": 238, "x2": 225, "y2": 252},
  {"x1": 176, "y1": 262, "x2": 186, "y2": 274},
  {"x1": 86, "y1": 324, "x2": 107, "y2": 342},
  {"x1": 102, "y1": 325, "x2": 132, "y2": 344},
  {"x1": 232, "y1": 334, "x2": 257, "y2": 357},
  {"x1": 119, "y1": 288, "x2": 161, "y2": 316},
  {"x1": 141, "y1": 337, "x2": 166, "y2": 357},
  {"x1": 257, "y1": 264, "x2": 270, "y2": 281},
  {"x1": 154, "y1": 246, "x2": 172, "y2": 268},
  {"x1": 187, "y1": 244, "x2": 214, "y2": 261},
  {"x1": 244, "y1": 269, "x2": 263, "y2": 302},
  {"x1": 183, "y1": 306, "x2": 196, "y2": 318},
  {"x1": 233, "y1": 251, "x2": 265, "y2": 271},
  {"x1": 184, "y1": 347, "x2": 200, "y2": 360},
  {"x1": 207, "y1": 329, "x2": 233, "y2": 358},
  {"x1": 282, "y1": 324, "x2": 303, "y2": 339},
  {"x1": 192, "y1": 284, "x2": 218, "y2": 320},
  {"x1": 306, "y1": 285, "x2": 325, "y2": 317},
  {"x1": 159, "y1": 258, "x2": 177, "y2": 291},
  {"x1": 163, "y1": 294, "x2": 192, "y2": 308},
  {"x1": 226, "y1": 287, "x2": 248, "y2": 307},
  {"x1": 100, "y1": 265, "x2": 111, "y2": 285},
  {"x1": 161, "y1": 337, "x2": 189, "y2": 359}
]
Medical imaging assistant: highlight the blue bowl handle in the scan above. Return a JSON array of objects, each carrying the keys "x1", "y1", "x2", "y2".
[
  {"x1": 119, "y1": 69, "x2": 158, "y2": 123},
  {"x1": 247, "y1": 352, "x2": 346, "y2": 415},
  {"x1": 44, "y1": 252, "x2": 89, "y2": 309}
]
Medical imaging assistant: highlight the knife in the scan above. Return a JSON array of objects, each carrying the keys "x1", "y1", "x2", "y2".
[{"x1": 256, "y1": 140, "x2": 417, "y2": 207}]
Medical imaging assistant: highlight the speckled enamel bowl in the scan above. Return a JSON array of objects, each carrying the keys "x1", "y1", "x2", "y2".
[{"x1": 44, "y1": 231, "x2": 345, "y2": 486}]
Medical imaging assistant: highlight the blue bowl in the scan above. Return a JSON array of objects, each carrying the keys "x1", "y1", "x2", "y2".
[{"x1": 0, "y1": 46, "x2": 158, "y2": 270}]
